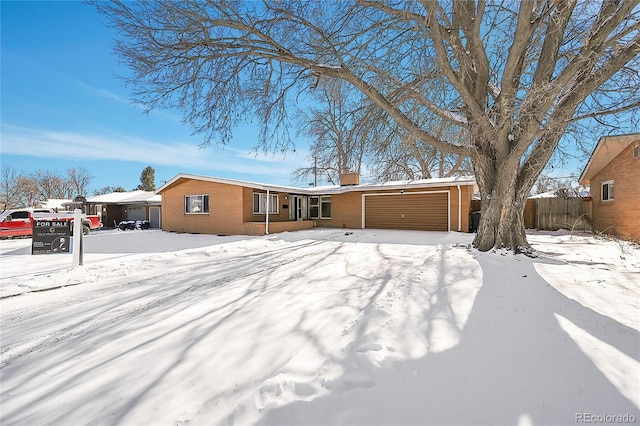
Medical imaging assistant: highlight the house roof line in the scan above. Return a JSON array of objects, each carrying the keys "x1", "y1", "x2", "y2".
[
  {"x1": 156, "y1": 173, "x2": 477, "y2": 195},
  {"x1": 86, "y1": 190, "x2": 161, "y2": 205},
  {"x1": 156, "y1": 174, "x2": 307, "y2": 194},
  {"x1": 579, "y1": 133, "x2": 639, "y2": 185}
]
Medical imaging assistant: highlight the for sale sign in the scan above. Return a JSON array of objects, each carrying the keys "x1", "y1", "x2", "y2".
[{"x1": 32, "y1": 221, "x2": 71, "y2": 255}]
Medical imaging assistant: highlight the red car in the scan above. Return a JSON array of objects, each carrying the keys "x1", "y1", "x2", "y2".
[{"x1": 0, "y1": 209, "x2": 102, "y2": 239}]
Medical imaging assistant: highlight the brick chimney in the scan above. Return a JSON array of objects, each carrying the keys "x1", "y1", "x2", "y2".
[{"x1": 340, "y1": 172, "x2": 360, "y2": 186}]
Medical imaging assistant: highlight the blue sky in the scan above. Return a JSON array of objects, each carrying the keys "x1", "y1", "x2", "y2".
[
  {"x1": 1, "y1": 1, "x2": 612, "y2": 197},
  {"x1": 1, "y1": 1, "x2": 311, "y2": 194}
]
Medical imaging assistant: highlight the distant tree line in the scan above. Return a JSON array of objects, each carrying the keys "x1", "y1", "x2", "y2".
[
  {"x1": 0, "y1": 166, "x2": 93, "y2": 211},
  {"x1": 93, "y1": 185, "x2": 128, "y2": 195},
  {"x1": 0, "y1": 165, "x2": 156, "y2": 211}
]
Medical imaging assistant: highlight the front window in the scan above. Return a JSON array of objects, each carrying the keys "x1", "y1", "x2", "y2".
[
  {"x1": 185, "y1": 194, "x2": 209, "y2": 214},
  {"x1": 634, "y1": 145, "x2": 639, "y2": 158},
  {"x1": 253, "y1": 193, "x2": 278, "y2": 214},
  {"x1": 309, "y1": 196, "x2": 331, "y2": 219},
  {"x1": 601, "y1": 181, "x2": 614, "y2": 201}
]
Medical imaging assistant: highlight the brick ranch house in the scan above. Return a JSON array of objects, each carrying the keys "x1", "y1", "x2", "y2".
[
  {"x1": 156, "y1": 173, "x2": 477, "y2": 236},
  {"x1": 579, "y1": 133, "x2": 640, "y2": 242}
]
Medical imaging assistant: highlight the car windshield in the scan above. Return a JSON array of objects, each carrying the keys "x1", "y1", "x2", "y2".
[{"x1": 0, "y1": 211, "x2": 13, "y2": 222}]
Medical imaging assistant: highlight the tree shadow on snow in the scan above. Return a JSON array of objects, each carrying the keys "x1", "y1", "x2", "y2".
[
  {"x1": 1, "y1": 236, "x2": 638, "y2": 426},
  {"x1": 0, "y1": 237, "x2": 350, "y2": 425},
  {"x1": 256, "y1": 247, "x2": 640, "y2": 426}
]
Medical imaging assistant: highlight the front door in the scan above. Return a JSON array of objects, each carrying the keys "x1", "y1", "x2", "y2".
[{"x1": 290, "y1": 196, "x2": 305, "y2": 221}]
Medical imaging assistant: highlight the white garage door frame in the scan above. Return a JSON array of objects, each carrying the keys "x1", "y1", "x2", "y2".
[
  {"x1": 361, "y1": 190, "x2": 451, "y2": 231},
  {"x1": 149, "y1": 206, "x2": 162, "y2": 228}
]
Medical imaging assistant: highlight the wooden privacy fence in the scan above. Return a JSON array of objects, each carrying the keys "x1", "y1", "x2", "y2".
[
  {"x1": 531, "y1": 197, "x2": 592, "y2": 232},
  {"x1": 471, "y1": 197, "x2": 592, "y2": 232}
]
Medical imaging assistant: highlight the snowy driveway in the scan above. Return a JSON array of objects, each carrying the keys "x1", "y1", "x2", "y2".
[{"x1": 1, "y1": 229, "x2": 638, "y2": 425}]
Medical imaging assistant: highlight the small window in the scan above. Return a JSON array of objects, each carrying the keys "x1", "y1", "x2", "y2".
[
  {"x1": 309, "y1": 196, "x2": 331, "y2": 219},
  {"x1": 253, "y1": 193, "x2": 278, "y2": 214},
  {"x1": 601, "y1": 181, "x2": 614, "y2": 202},
  {"x1": 185, "y1": 194, "x2": 209, "y2": 214},
  {"x1": 634, "y1": 145, "x2": 639, "y2": 158},
  {"x1": 320, "y1": 196, "x2": 332, "y2": 218},
  {"x1": 309, "y1": 196, "x2": 319, "y2": 219}
]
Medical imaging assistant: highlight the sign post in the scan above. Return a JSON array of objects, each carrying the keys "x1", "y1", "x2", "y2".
[{"x1": 72, "y1": 209, "x2": 83, "y2": 268}]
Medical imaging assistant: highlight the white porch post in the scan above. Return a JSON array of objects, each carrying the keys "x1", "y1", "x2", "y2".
[{"x1": 265, "y1": 189, "x2": 270, "y2": 235}]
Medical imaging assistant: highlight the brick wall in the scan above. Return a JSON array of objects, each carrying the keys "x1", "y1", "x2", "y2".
[
  {"x1": 161, "y1": 179, "x2": 245, "y2": 235},
  {"x1": 162, "y1": 180, "x2": 313, "y2": 236},
  {"x1": 590, "y1": 141, "x2": 640, "y2": 241},
  {"x1": 315, "y1": 192, "x2": 362, "y2": 229}
]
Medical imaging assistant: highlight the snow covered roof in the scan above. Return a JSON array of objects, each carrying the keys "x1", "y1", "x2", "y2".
[
  {"x1": 157, "y1": 173, "x2": 477, "y2": 195},
  {"x1": 156, "y1": 174, "x2": 311, "y2": 195},
  {"x1": 41, "y1": 199, "x2": 72, "y2": 210},
  {"x1": 86, "y1": 190, "x2": 161, "y2": 205},
  {"x1": 529, "y1": 191, "x2": 559, "y2": 199},
  {"x1": 529, "y1": 187, "x2": 591, "y2": 199},
  {"x1": 345, "y1": 176, "x2": 476, "y2": 193}
]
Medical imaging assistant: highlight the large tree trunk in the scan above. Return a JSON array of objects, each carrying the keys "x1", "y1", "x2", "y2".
[
  {"x1": 472, "y1": 154, "x2": 532, "y2": 253},
  {"x1": 473, "y1": 188, "x2": 529, "y2": 253}
]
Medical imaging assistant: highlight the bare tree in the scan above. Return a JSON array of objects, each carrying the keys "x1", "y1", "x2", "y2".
[
  {"x1": 16, "y1": 174, "x2": 39, "y2": 208},
  {"x1": 94, "y1": 0, "x2": 640, "y2": 251},
  {"x1": 368, "y1": 129, "x2": 473, "y2": 182},
  {"x1": 0, "y1": 167, "x2": 26, "y2": 210},
  {"x1": 66, "y1": 167, "x2": 93, "y2": 197},
  {"x1": 366, "y1": 65, "x2": 474, "y2": 181},
  {"x1": 293, "y1": 78, "x2": 370, "y2": 185},
  {"x1": 1, "y1": 166, "x2": 96, "y2": 208},
  {"x1": 295, "y1": 78, "x2": 473, "y2": 185},
  {"x1": 534, "y1": 174, "x2": 584, "y2": 197},
  {"x1": 31, "y1": 170, "x2": 71, "y2": 200}
]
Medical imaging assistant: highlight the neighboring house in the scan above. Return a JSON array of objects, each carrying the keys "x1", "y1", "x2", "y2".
[
  {"x1": 85, "y1": 190, "x2": 163, "y2": 229},
  {"x1": 156, "y1": 173, "x2": 477, "y2": 236},
  {"x1": 579, "y1": 133, "x2": 640, "y2": 241}
]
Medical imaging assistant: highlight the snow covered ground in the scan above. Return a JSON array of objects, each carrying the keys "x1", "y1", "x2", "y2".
[{"x1": 0, "y1": 228, "x2": 638, "y2": 425}]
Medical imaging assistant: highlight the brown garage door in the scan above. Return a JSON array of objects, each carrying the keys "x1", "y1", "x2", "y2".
[{"x1": 364, "y1": 192, "x2": 449, "y2": 231}]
